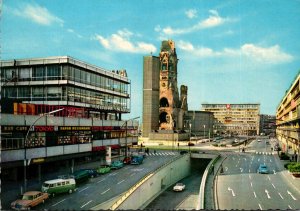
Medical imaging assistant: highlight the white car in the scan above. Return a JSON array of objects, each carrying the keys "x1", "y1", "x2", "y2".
[{"x1": 173, "y1": 183, "x2": 185, "y2": 192}]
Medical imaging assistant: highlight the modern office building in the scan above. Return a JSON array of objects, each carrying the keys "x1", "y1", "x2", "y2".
[
  {"x1": 276, "y1": 72, "x2": 300, "y2": 156},
  {"x1": 201, "y1": 103, "x2": 260, "y2": 136},
  {"x1": 0, "y1": 56, "x2": 139, "y2": 182},
  {"x1": 260, "y1": 114, "x2": 276, "y2": 136},
  {"x1": 184, "y1": 111, "x2": 214, "y2": 139}
]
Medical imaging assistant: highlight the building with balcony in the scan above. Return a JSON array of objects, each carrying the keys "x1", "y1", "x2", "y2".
[
  {"x1": 260, "y1": 114, "x2": 276, "y2": 136},
  {"x1": 276, "y1": 72, "x2": 300, "y2": 157},
  {"x1": 201, "y1": 103, "x2": 260, "y2": 136},
  {"x1": 0, "y1": 56, "x2": 138, "y2": 182}
]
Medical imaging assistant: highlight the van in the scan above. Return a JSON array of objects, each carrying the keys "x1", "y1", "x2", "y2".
[{"x1": 41, "y1": 178, "x2": 76, "y2": 196}]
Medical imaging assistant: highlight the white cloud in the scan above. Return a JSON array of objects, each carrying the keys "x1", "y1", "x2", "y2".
[
  {"x1": 185, "y1": 9, "x2": 197, "y2": 19},
  {"x1": 12, "y1": 3, "x2": 63, "y2": 26},
  {"x1": 177, "y1": 41, "x2": 293, "y2": 64},
  {"x1": 67, "y1": 28, "x2": 83, "y2": 38},
  {"x1": 159, "y1": 10, "x2": 230, "y2": 36},
  {"x1": 94, "y1": 29, "x2": 157, "y2": 54}
]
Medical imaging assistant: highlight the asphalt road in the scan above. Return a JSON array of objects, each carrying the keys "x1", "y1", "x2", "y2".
[
  {"x1": 216, "y1": 139, "x2": 300, "y2": 210},
  {"x1": 4, "y1": 151, "x2": 178, "y2": 210}
]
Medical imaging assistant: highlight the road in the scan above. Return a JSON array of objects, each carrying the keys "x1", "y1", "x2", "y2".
[
  {"x1": 3, "y1": 151, "x2": 178, "y2": 210},
  {"x1": 216, "y1": 138, "x2": 300, "y2": 210}
]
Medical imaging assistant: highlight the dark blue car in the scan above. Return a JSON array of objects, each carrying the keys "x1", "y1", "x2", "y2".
[{"x1": 81, "y1": 169, "x2": 98, "y2": 178}]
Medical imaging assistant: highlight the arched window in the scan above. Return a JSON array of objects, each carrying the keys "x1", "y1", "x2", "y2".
[{"x1": 160, "y1": 97, "x2": 169, "y2": 107}]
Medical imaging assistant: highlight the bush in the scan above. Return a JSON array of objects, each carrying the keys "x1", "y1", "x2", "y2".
[
  {"x1": 288, "y1": 162, "x2": 300, "y2": 172},
  {"x1": 212, "y1": 144, "x2": 218, "y2": 147}
]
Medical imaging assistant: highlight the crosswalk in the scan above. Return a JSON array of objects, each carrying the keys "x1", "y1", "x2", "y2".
[
  {"x1": 255, "y1": 151, "x2": 276, "y2": 155},
  {"x1": 147, "y1": 152, "x2": 177, "y2": 156}
]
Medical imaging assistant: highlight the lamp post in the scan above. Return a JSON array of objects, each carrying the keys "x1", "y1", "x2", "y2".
[
  {"x1": 189, "y1": 123, "x2": 192, "y2": 153},
  {"x1": 122, "y1": 116, "x2": 140, "y2": 157},
  {"x1": 23, "y1": 108, "x2": 64, "y2": 193}
]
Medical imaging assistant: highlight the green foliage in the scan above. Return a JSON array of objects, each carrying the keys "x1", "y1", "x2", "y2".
[
  {"x1": 279, "y1": 152, "x2": 290, "y2": 160},
  {"x1": 288, "y1": 162, "x2": 300, "y2": 172}
]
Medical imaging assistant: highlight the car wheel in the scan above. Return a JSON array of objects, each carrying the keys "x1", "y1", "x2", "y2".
[{"x1": 69, "y1": 189, "x2": 73, "y2": 194}]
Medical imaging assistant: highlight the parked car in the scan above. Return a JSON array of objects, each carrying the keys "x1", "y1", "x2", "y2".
[
  {"x1": 81, "y1": 169, "x2": 98, "y2": 178},
  {"x1": 257, "y1": 164, "x2": 269, "y2": 174},
  {"x1": 42, "y1": 178, "x2": 76, "y2": 196},
  {"x1": 123, "y1": 156, "x2": 132, "y2": 164},
  {"x1": 188, "y1": 142, "x2": 195, "y2": 146},
  {"x1": 71, "y1": 170, "x2": 90, "y2": 183},
  {"x1": 173, "y1": 183, "x2": 185, "y2": 192},
  {"x1": 11, "y1": 191, "x2": 49, "y2": 210},
  {"x1": 110, "y1": 160, "x2": 124, "y2": 169},
  {"x1": 131, "y1": 155, "x2": 144, "y2": 165},
  {"x1": 96, "y1": 165, "x2": 111, "y2": 174}
]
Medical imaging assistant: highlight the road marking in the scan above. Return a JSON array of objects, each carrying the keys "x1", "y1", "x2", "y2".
[
  {"x1": 265, "y1": 189, "x2": 271, "y2": 199},
  {"x1": 109, "y1": 172, "x2": 117, "y2": 176},
  {"x1": 278, "y1": 192, "x2": 284, "y2": 199},
  {"x1": 249, "y1": 175, "x2": 252, "y2": 179},
  {"x1": 258, "y1": 158, "x2": 260, "y2": 161},
  {"x1": 225, "y1": 167, "x2": 228, "y2": 171},
  {"x1": 273, "y1": 170, "x2": 276, "y2": 174},
  {"x1": 79, "y1": 187, "x2": 89, "y2": 193},
  {"x1": 287, "y1": 190, "x2": 297, "y2": 200},
  {"x1": 249, "y1": 169, "x2": 251, "y2": 173},
  {"x1": 253, "y1": 191, "x2": 257, "y2": 198},
  {"x1": 267, "y1": 176, "x2": 271, "y2": 181},
  {"x1": 52, "y1": 199, "x2": 66, "y2": 207},
  {"x1": 272, "y1": 183, "x2": 276, "y2": 189},
  {"x1": 228, "y1": 187, "x2": 236, "y2": 197},
  {"x1": 80, "y1": 200, "x2": 92, "y2": 208},
  {"x1": 258, "y1": 203, "x2": 262, "y2": 210},
  {"x1": 240, "y1": 168, "x2": 243, "y2": 173},
  {"x1": 101, "y1": 188, "x2": 110, "y2": 195},
  {"x1": 97, "y1": 178, "x2": 105, "y2": 183},
  {"x1": 250, "y1": 182, "x2": 253, "y2": 187},
  {"x1": 288, "y1": 205, "x2": 292, "y2": 209},
  {"x1": 270, "y1": 159, "x2": 272, "y2": 162},
  {"x1": 117, "y1": 179, "x2": 125, "y2": 184}
]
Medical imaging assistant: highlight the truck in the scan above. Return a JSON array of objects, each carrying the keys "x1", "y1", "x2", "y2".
[{"x1": 131, "y1": 155, "x2": 144, "y2": 165}]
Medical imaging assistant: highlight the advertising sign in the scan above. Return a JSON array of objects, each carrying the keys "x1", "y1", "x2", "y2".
[{"x1": 105, "y1": 146, "x2": 111, "y2": 165}]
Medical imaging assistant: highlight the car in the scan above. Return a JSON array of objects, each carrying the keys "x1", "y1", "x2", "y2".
[
  {"x1": 257, "y1": 164, "x2": 269, "y2": 174},
  {"x1": 257, "y1": 139, "x2": 261, "y2": 142},
  {"x1": 81, "y1": 169, "x2": 98, "y2": 178},
  {"x1": 123, "y1": 156, "x2": 132, "y2": 164},
  {"x1": 110, "y1": 160, "x2": 124, "y2": 169},
  {"x1": 71, "y1": 169, "x2": 90, "y2": 183},
  {"x1": 187, "y1": 142, "x2": 195, "y2": 146},
  {"x1": 96, "y1": 165, "x2": 111, "y2": 174},
  {"x1": 131, "y1": 155, "x2": 144, "y2": 165},
  {"x1": 42, "y1": 178, "x2": 76, "y2": 196},
  {"x1": 11, "y1": 191, "x2": 49, "y2": 210},
  {"x1": 173, "y1": 183, "x2": 185, "y2": 192}
]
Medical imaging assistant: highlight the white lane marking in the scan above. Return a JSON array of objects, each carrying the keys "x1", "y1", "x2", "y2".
[
  {"x1": 80, "y1": 200, "x2": 92, "y2": 208},
  {"x1": 235, "y1": 164, "x2": 238, "y2": 167},
  {"x1": 253, "y1": 191, "x2": 257, "y2": 198},
  {"x1": 272, "y1": 183, "x2": 276, "y2": 189},
  {"x1": 97, "y1": 178, "x2": 105, "y2": 183},
  {"x1": 250, "y1": 182, "x2": 253, "y2": 187},
  {"x1": 270, "y1": 159, "x2": 272, "y2": 162},
  {"x1": 79, "y1": 187, "x2": 89, "y2": 193},
  {"x1": 130, "y1": 173, "x2": 136, "y2": 177},
  {"x1": 265, "y1": 189, "x2": 271, "y2": 199},
  {"x1": 110, "y1": 172, "x2": 117, "y2": 176},
  {"x1": 258, "y1": 203, "x2": 262, "y2": 210},
  {"x1": 273, "y1": 170, "x2": 276, "y2": 174},
  {"x1": 267, "y1": 176, "x2": 271, "y2": 181},
  {"x1": 258, "y1": 158, "x2": 260, "y2": 162},
  {"x1": 228, "y1": 187, "x2": 236, "y2": 197},
  {"x1": 287, "y1": 190, "x2": 297, "y2": 200},
  {"x1": 117, "y1": 179, "x2": 125, "y2": 184},
  {"x1": 52, "y1": 199, "x2": 66, "y2": 207},
  {"x1": 249, "y1": 169, "x2": 251, "y2": 173},
  {"x1": 101, "y1": 188, "x2": 110, "y2": 195},
  {"x1": 278, "y1": 192, "x2": 284, "y2": 199},
  {"x1": 225, "y1": 167, "x2": 228, "y2": 171},
  {"x1": 240, "y1": 168, "x2": 243, "y2": 173},
  {"x1": 288, "y1": 205, "x2": 292, "y2": 209},
  {"x1": 249, "y1": 175, "x2": 252, "y2": 179}
]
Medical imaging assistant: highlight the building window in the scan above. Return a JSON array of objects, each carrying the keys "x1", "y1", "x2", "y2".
[
  {"x1": 47, "y1": 65, "x2": 60, "y2": 80},
  {"x1": 33, "y1": 66, "x2": 45, "y2": 81}
]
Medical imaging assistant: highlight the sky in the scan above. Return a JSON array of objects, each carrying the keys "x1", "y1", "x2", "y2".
[{"x1": 2, "y1": 0, "x2": 300, "y2": 121}]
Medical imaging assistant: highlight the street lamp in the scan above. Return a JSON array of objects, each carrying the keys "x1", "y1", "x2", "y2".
[
  {"x1": 189, "y1": 123, "x2": 192, "y2": 153},
  {"x1": 23, "y1": 108, "x2": 64, "y2": 193},
  {"x1": 122, "y1": 116, "x2": 140, "y2": 157}
]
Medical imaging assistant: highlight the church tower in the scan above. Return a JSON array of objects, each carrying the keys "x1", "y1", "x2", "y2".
[{"x1": 159, "y1": 40, "x2": 180, "y2": 130}]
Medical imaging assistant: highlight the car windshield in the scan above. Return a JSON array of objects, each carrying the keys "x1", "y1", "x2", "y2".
[
  {"x1": 22, "y1": 195, "x2": 34, "y2": 200},
  {"x1": 43, "y1": 183, "x2": 50, "y2": 188},
  {"x1": 260, "y1": 165, "x2": 267, "y2": 169},
  {"x1": 176, "y1": 183, "x2": 183, "y2": 186}
]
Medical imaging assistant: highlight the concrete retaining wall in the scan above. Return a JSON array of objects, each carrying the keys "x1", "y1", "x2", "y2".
[{"x1": 110, "y1": 154, "x2": 191, "y2": 210}]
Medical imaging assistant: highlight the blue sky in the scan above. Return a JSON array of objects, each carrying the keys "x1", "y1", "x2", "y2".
[{"x1": 2, "y1": 0, "x2": 300, "y2": 120}]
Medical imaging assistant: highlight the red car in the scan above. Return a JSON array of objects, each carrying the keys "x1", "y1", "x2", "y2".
[{"x1": 123, "y1": 156, "x2": 132, "y2": 164}]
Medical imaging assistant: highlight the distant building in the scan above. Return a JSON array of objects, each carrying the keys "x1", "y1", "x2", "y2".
[
  {"x1": 201, "y1": 103, "x2": 260, "y2": 136},
  {"x1": 276, "y1": 72, "x2": 300, "y2": 156},
  {"x1": 259, "y1": 114, "x2": 276, "y2": 136},
  {"x1": 184, "y1": 111, "x2": 215, "y2": 139}
]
